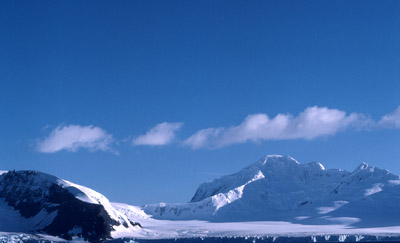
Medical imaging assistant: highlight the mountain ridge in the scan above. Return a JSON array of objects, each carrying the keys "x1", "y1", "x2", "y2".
[
  {"x1": 1, "y1": 154, "x2": 400, "y2": 241},
  {"x1": 143, "y1": 155, "x2": 400, "y2": 226}
]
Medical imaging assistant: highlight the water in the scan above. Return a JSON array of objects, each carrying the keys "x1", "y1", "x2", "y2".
[{"x1": 109, "y1": 235, "x2": 400, "y2": 243}]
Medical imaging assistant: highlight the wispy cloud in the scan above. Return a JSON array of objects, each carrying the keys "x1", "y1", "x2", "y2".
[
  {"x1": 37, "y1": 125, "x2": 114, "y2": 153},
  {"x1": 184, "y1": 106, "x2": 371, "y2": 149},
  {"x1": 379, "y1": 105, "x2": 400, "y2": 128},
  {"x1": 133, "y1": 122, "x2": 183, "y2": 146}
]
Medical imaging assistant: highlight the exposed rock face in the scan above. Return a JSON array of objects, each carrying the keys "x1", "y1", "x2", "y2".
[{"x1": 0, "y1": 170, "x2": 140, "y2": 242}]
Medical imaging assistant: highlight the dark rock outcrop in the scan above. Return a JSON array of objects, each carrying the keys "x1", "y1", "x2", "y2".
[{"x1": 0, "y1": 170, "x2": 124, "y2": 242}]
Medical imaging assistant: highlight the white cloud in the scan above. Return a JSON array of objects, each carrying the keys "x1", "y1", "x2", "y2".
[
  {"x1": 133, "y1": 122, "x2": 183, "y2": 146},
  {"x1": 37, "y1": 125, "x2": 114, "y2": 153},
  {"x1": 182, "y1": 127, "x2": 223, "y2": 149},
  {"x1": 184, "y1": 106, "x2": 369, "y2": 149},
  {"x1": 379, "y1": 105, "x2": 400, "y2": 128}
]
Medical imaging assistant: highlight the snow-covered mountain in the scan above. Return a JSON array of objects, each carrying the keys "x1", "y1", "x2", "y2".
[
  {"x1": 144, "y1": 155, "x2": 400, "y2": 226},
  {"x1": 2, "y1": 155, "x2": 400, "y2": 242},
  {"x1": 0, "y1": 170, "x2": 142, "y2": 242}
]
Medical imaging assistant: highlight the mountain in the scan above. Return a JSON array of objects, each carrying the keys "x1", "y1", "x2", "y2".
[
  {"x1": 0, "y1": 170, "x2": 142, "y2": 242},
  {"x1": 1, "y1": 155, "x2": 400, "y2": 242},
  {"x1": 143, "y1": 155, "x2": 400, "y2": 227}
]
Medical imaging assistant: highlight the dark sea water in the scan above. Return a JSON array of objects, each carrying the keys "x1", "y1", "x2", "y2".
[
  {"x1": 109, "y1": 235, "x2": 400, "y2": 243},
  {"x1": 2, "y1": 234, "x2": 400, "y2": 242}
]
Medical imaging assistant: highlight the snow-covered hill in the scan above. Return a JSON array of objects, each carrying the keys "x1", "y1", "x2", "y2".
[
  {"x1": 0, "y1": 170, "x2": 142, "y2": 242},
  {"x1": 143, "y1": 155, "x2": 400, "y2": 227}
]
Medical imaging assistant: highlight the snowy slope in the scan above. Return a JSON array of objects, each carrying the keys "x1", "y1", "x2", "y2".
[
  {"x1": 143, "y1": 155, "x2": 400, "y2": 226},
  {"x1": 114, "y1": 203, "x2": 400, "y2": 240},
  {"x1": 0, "y1": 170, "x2": 142, "y2": 241}
]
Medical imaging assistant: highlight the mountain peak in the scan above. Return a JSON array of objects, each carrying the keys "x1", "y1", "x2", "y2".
[
  {"x1": 260, "y1": 155, "x2": 299, "y2": 167},
  {"x1": 354, "y1": 162, "x2": 378, "y2": 173},
  {"x1": 304, "y1": 161, "x2": 326, "y2": 171},
  {"x1": 357, "y1": 162, "x2": 370, "y2": 170},
  {"x1": 0, "y1": 170, "x2": 60, "y2": 186},
  {"x1": 352, "y1": 162, "x2": 393, "y2": 178},
  {"x1": 264, "y1": 154, "x2": 285, "y2": 159},
  {"x1": 147, "y1": 155, "x2": 400, "y2": 224},
  {"x1": 190, "y1": 155, "x2": 308, "y2": 203},
  {"x1": 263, "y1": 154, "x2": 297, "y2": 161}
]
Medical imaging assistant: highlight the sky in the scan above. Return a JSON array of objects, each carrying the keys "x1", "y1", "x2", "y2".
[{"x1": 0, "y1": 0, "x2": 399, "y2": 205}]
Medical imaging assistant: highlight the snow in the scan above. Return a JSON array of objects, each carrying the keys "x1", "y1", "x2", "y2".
[
  {"x1": 322, "y1": 217, "x2": 360, "y2": 225},
  {"x1": 108, "y1": 204, "x2": 400, "y2": 239},
  {"x1": 61, "y1": 179, "x2": 119, "y2": 218},
  {"x1": 0, "y1": 199, "x2": 58, "y2": 232},
  {"x1": 389, "y1": 179, "x2": 400, "y2": 185},
  {"x1": 111, "y1": 202, "x2": 151, "y2": 220},
  {"x1": 364, "y1": 183, "x2": 384, "y2": 196},
  {"x1": 2, "y1": 154, "x2": 400, "y2": 241},
  {"x1": 357, "y1": 162, "x2": 370, "y2": 171},
  {"x1": 143, "y1": 155, "x2": 400, "y2": 227},
  {"x1": 316, "y1": 201, "x2": 349, "y2": 214},
  {"x1": 110, "y1": 151, "x2": 400, "y2": 239},
  {"x1": 190, "y1": 155, "x2": 301, "y2": 203},
  {"x1": 0, "y1": 232, "x2": 66, "y2": 242},
  {"x1": 212, "y1": 170, "x2": 265, "y2": 212},
  {"x1": 113, "y1": 201, "x2": 400, "y2": 240},
  {"x1": 0, "y1": 170, "x2": 142, "y2": 239},
  {"x1": 59, "y1": 180, "x2": 141, "y2": 234},
  {"x1": 0, "y1": 171, "x2": 7, "y2": 176}
]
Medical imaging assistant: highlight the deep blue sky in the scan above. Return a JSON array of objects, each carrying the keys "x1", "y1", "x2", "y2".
[{"x1": 0, "y1": 1, "x2": 399, "y2": 205}]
